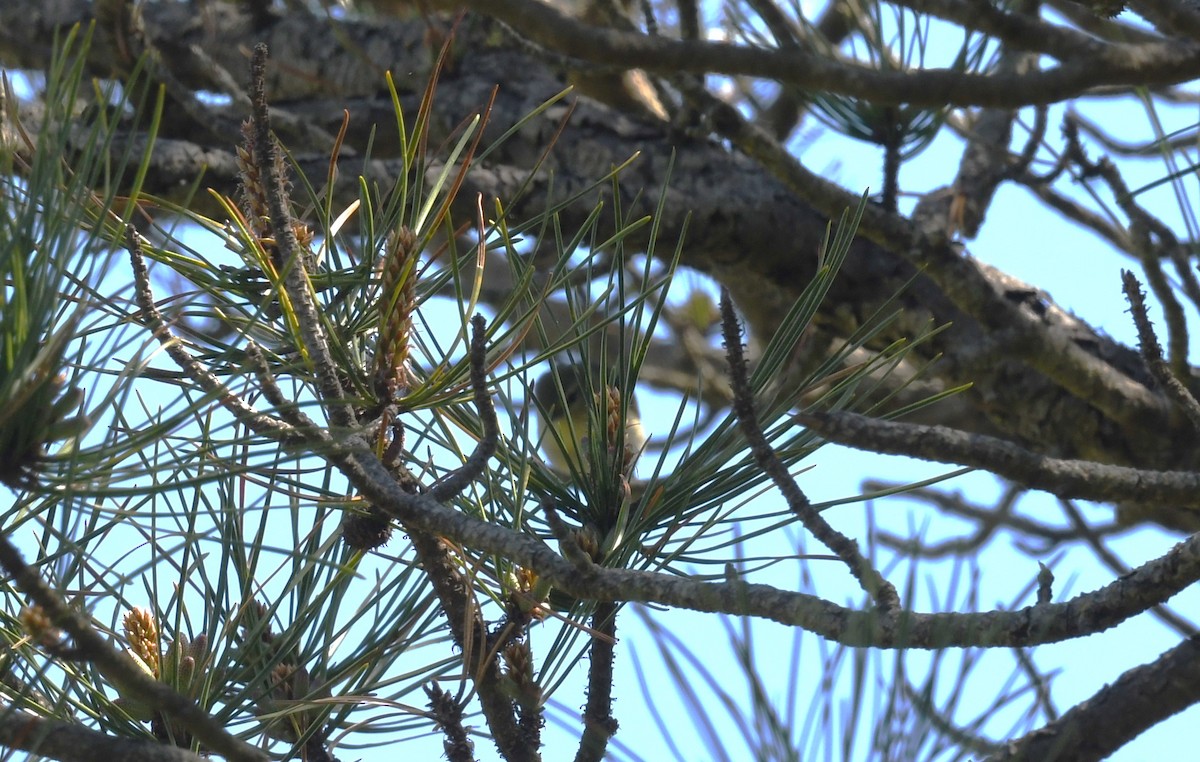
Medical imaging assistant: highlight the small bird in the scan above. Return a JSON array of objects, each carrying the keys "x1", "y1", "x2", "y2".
[{"x1": 531, "y1": 362, "x2": 646, "y2": 478}]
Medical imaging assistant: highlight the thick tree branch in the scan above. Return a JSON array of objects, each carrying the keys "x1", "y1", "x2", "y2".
[
  {"x1": 126, "y1": 279, "x2": 1196, "y2": 663},
  {"x1": 7, "y1": 2, "x2": 1200, "y2": 523},
  {"x1": 443, "y1": 0, "x2": 1200, "y2": 107},
  {"x1": 987, "y1": 635, "x2": 1200, "y2": 761},
  {"x1": 0, "y1": 707, "x2": 207, "y2": 762},
  {"x1": 331, "y1": 432, "x2": 1200, "y2": 648}
]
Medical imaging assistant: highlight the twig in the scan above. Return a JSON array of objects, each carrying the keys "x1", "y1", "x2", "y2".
[
  {"x1": 800, "y1": 409, "x2": 1200, "y2": 506},
  {"x1": 1017, "y1": 175, "x2": 1130, "y2": 251},
  {"x1": 0, "y1": 535, "x2": 267, "y2": 762},
  {"x1": 1060, "y1": 122, "x2": 1192, "y2": 376},
  {"x1": 430, "y1": 314, "x2": 499, "y2": 501},
  {"x1": 244, "y1": 341, "x2": 318, "y2": 430},
  {"x1": 1036, "y1": 563, "x2": 1054, "y2": 605},
  {"x1": 424, "y1": 682, "x2": 475, "y2": 762},
  {"x1": 719, "y1": 290, "x2": 900, "y2": 613},
  {"x1": 1013, "y1": 645, "x2": 1058, "y2": 721},
  {"x1": 574, "y1": 601, "x2": 618, "y2": 762},
  {"x1": 868, "y1": 482, "x2": 1092, "y2": 558},
  {"x1": 247, "y1": 44, "x2": 354, "y2": 428},
  {"x1": 1121, "y1": 270, "x2": 1200, "y2": 432},
  {"x1": 900, "y1": 679, "x2": 1006, "y2": 757},
  {"x1": 1005, "y1": 105, "x2": 1048, "y2": 180},
  {"x1": 127, "y1": 227, "x2": 306, "y2": 445}
]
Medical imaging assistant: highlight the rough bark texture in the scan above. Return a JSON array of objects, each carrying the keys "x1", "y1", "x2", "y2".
[{"x1": 2, "y1": 0, "x2": 1197, "y2": 522}]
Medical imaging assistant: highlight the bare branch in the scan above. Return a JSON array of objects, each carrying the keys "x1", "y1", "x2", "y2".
[
  {"x1": 720, "y1": 290, "x2": 899, "y2": 612},
  {"x1": 430, "y1": 314, "x2": 500, "y2": 501},
  {"x1": 574, "y1": 602, "x2": 619, "y2": 762},
  {"x1": 987, "y1": 635, "x2": 1200, "y2": 761},
  {"x1": 1122, "y1": 270, "x2": 1200, "y2": 431},
  {"x1": 247, "y1": 43, "x2": 353, "y2": 427},
  {"x1": 800, "y1": 409, "x2": 1200, "y2": 507},
  {"x1": 448, "y1": 0, "x2": 1200, "y2": 108}
]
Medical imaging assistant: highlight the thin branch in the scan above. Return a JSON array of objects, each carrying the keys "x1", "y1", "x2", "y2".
[
  {"x1": 721, "y1": 290, "x2": 899, "y2": 612},
  {"x1": 683, "y1": 73, "x2": 1171, "y2": 435},
  {"x1": 244, "y1": 341, "x2": 319, "y2": 430},
  {"x1": 372, "y1": 325, "x2": 521, "y2": 758},
  {"x1": 0, "y1": 706, "x2": 207, "y2": 762},
  {"x1": 406, "y1": 526, "x2": 530, "y2": 761},
  {"x1": 927, "y1": 23, "x2": 1037, "y2": 240},
  {"x1": 867, "y1": 483, "x2": 1098, "y2": 559},
  {"x1": 1061, "y1": 119, "x2": 1191, "y2": 375},
  {"x1": 893, "y1": 0, "x2": 1106, "y2": 59},
  {"x1": 1130, "y1": 0, "x2": 1200, "y2": 39},
  {"x1": 0, "y1": 535, "x2": 267, "y2": 762},
  {"x1": 247, "y1": 43, "x2": 354, "y2": 428},
  {"x1": 1013, "y1": 645, "x2": 1058, "y2": 721},
  {"x1": 127, "y1": 227, "x2": 306, "y2": 445},
  {"x1": 137, "y1": 222, "x2": 525, "y2": 757},
  {"x1": 424, "y1": 682, "x2": 475, "y2": 762},
  {"x1": 574, "y1": 602, "x2": 618, "y2": 762},
  {"x1": 1044, "y1": 0, "x2": 1163, "y2": 44},
  {"x1": 676, "y1": 0, "x2": 700, "y2": 42},
  {"x1": 1122, "y1": 271, "x2": 1200, "y2": 431},
  {"x1": 799, "y1": 409, "x2": 1200, "y2": 506},
  {"x1": 899, "y1": 679, "x2": 1007, "y2": 756},
  {"x1": 1005, "y1": 105, "x2": 1048, "y2": 180},
  {"x1": 1016, "y1": 174, "x2": 1131, "y2": 252},
  {"x1": 430, "y1": 314, "x2": 499, "y2": 501},
  {"x1": 1072, "y1": 108, "x2": 1200, "y2": 156},
  {"x1": 320, "y1": 397, "x2": 1200, "y2": 649},
  {"x1": 442, "y1": 0, "x2": 1200, "y2": 108}
]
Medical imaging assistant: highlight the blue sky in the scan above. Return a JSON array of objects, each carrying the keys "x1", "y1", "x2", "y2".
[{"x1": 5, "y1": 6, "x2": 1200, "y2": 761}]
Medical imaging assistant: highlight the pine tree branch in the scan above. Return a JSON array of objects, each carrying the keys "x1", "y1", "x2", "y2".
[{"x1": 0, "y1": 707, "x2": 208, "y2": 762}]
